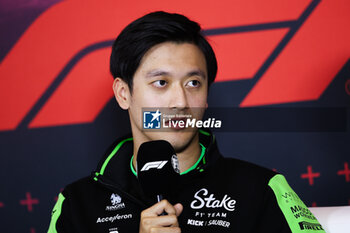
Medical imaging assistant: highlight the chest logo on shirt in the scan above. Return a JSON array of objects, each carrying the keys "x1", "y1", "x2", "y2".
[
  {"x1": 190, "y1": 188, "x2": 236, "y2": 212},
  {"x1": 109, "y1": 227, "x2": 119, "y2": 233},
  {"x1": 105, "y1": 193, "x2": 125, "y2": 211}
]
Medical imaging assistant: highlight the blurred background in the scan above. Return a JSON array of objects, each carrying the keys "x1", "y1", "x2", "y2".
[{"x1": 0, "y1": 0, "x2": 349, "y2": 232}]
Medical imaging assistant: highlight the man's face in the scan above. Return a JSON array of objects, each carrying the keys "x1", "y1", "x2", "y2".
[{"x1": 118, "y1": 42, "x2": 208, "y2": 152}]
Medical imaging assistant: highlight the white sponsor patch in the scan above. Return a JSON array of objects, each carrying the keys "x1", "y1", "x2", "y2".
[
  {"x1": 187, "y1": 219, "x2": 204, "y2": 226},
  {"x1": 106, "y1": 193, "x2": 125, "y2": 211},
  {"x1": 109, "y1": 227, "x2": 119, "y2": 233},
  {"x1": 187, "y1": 218, "x2": 230, "y2": 228},
  {"x1": 171, "y1": 154, "x2": 180, "y2": 173},
  {"x1": 190, "y1": 188, "x2": 236, "y2": 212},
  {"x1": 96, "y1": 214, "x2": 132, "y2": 223},
  {"x1": 110, "y1": 193, "x2": 121, "y2": 205},
  {"x1": 195, "y1": 211, "x2": 227, "y2": 218},
  {"x1": 208, "y1": 219, "x2": 231, "y2": 228}
]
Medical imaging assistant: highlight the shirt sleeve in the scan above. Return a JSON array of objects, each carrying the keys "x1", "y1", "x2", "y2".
[
  {"x1": 47, "y1": 192, "x2": 74, "y2": 233},
  {"x1": 264, "y1": 174, "x2": 325, "y2": 233}
]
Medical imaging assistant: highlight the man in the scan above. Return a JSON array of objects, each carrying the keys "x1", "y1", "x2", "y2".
[{"x1": 48, "y1": 11, "x2": 324, "y2": 233}]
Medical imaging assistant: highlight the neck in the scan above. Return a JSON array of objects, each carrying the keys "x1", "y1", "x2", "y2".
[
  {"x1": 175, "y1": 133, "x2": 201, "y2": 173},
  {"x1": 132, "y1": 132, "x2": 201, "y2": 174}
]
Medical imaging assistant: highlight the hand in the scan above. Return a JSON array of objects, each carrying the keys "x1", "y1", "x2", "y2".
[{"x1": 139, "y1": 199, "x2": 183, "y2": 233}]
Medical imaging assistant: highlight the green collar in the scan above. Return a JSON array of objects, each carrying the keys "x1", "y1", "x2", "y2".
[{"x1": 130, "y1": 143, "x2": 206, "y2": 176}]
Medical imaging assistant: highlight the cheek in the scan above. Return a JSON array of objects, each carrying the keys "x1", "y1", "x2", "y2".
[
  {"x1": 187, "y1": 91, "x2": 208, "y2": 108},
  {"x1": 130, "y1": 85, "x2": 166, "y2": 109},
  {"x1": 130, "y1": 85, "x2": 149, "y2": 106}
]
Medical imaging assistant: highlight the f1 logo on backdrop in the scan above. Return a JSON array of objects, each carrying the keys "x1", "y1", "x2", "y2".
[{"x1": 0, "y1": 0, "x2": 349, "y2": 131}]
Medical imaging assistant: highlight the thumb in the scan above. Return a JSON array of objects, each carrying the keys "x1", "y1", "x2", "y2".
[{"x1": 174, "y1": 203, "x2": 183, "y2": 217}]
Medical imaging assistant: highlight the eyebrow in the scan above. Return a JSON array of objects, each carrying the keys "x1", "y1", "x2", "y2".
[
  {"x1": 187, "y1": 70, "x2": 207, "y2": 79},
  {"x1": 145, "y1": 69, "x2": 207, "y2": 79},
  {"x1": 145, "y1": 70, "x2": 170, "y2": 78}
]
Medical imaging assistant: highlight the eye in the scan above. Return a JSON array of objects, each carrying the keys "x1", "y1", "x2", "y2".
[
  {"x1": 152, "y1": 80, "x2": 167, "y2": 88},
  {"x1": 187, "y1": 80, "x2": 201, "y2": 88}
]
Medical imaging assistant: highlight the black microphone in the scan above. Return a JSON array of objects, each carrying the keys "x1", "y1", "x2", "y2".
[{"x1": 137, "y1": 140, "x2": 180, "y2": 206}]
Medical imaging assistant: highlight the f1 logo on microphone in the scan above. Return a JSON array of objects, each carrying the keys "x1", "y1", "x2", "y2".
[{"x1": 141, "y1": 161, "x2": 168, "y2": 171}]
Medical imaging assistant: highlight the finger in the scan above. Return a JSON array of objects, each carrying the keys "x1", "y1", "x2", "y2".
[
  {"x1": 142, "y1": 200, "x2": 176, "y2": 217},
  {"x1": 149, "y1": 227, "x2": 181, "y2": 233},
  {"x1": 173, "y1": 203, "x2": 183, "y2": 217},
  {"x1": 142, "y1": 215, "x2": 179, "y2": 228}
]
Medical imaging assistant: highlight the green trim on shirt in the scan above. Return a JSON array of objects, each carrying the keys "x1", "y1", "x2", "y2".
[
  {"x1": 99, "y1": 137, "x2": 133, "y2": 175},
  {"x1": 130, "y1": 143, "x2": 206, "y2": 176},
  {"x1": 268, "y1": 174, "x2": 325, "y2": 233},
  {"x1": 48, "y1": 193, "x2": 65, "y2": 233}
]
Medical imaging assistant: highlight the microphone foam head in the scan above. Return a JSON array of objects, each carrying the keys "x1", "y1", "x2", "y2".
[{"x1": 137, "y1": 140, "x2": 180, "y2": 200}]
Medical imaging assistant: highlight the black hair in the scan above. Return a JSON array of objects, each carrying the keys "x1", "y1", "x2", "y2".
[{"x1": 110, "y1": 11, "x2": 217, "y2": 91}]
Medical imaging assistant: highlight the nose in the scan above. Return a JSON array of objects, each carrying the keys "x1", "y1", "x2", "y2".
[{"x1": 168, "y1": 84, "x2": 188, "y2": 110}]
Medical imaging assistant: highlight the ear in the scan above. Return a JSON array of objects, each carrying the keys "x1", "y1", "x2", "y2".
[{"x1": 112, "y1": 78, "x2": 131, "y2": 110}]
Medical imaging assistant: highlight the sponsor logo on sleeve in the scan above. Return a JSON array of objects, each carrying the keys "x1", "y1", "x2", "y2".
[
  {"x1": 290, "y1": 205, "x2": 316, "y2": 220},
  {"x1": 269, "y1": 175, "x2": 325, "y2": 232},
  {"x1": 298, "y1": 221, "x2": 324, "y2": 231}
]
